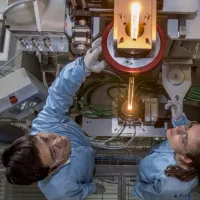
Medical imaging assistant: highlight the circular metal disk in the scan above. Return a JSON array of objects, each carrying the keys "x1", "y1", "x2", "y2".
[
  {"x1": 102, "y1": 23, "x2": 166, "y2": 74},
  {"x1": 168, "y1": 69, "x2": 185, "y2": 85}
]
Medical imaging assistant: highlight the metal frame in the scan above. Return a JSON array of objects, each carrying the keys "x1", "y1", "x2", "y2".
[
  {"x1": 83, "y1": 117, "x2": 167, "y2": 137},
  {"x1": 0, "y1": 13, "x2": 11, "y2": 61},
  {"x1": 113, "y1": 0, "x2": 156, "y2": 51},
  {"x1": 0, "y1": 68, "x2": 48, "y2": 120},
  {"x1": 162, "y1": 65, "x2": 191, "y2": 103}
]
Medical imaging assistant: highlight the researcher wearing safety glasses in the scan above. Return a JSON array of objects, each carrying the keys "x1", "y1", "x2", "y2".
[
  {"x1": 1, "y1": 38, "x2": 106, "y2": 200},
  {"x1": 133, "y1": 102, "x2": 200, "y2": 200}
]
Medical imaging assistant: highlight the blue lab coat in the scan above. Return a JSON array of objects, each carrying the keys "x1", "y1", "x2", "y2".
[
  {"x1": 31, "y1": 57, "x2": 95, "y2": 200},
  {"x1": 133, "y1": 117, "x2": 199, "y2": 200}
]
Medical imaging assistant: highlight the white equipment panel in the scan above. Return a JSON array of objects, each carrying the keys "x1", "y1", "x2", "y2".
[{"x1": 0, "y1": 68, "x2": 48, "y2": 120}]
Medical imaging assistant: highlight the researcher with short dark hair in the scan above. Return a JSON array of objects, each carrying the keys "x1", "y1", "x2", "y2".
[{"x1": 1, "y1": 38, "x2": 106, "y2": 200}]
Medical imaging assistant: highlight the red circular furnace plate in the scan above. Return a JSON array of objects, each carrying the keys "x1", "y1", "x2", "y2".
[{"x1": 102, "y1": 22, "x2": 166, "y2": 74}]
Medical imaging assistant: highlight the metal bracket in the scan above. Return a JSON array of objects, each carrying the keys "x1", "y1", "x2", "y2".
[
  {"x1": 162, "y1": 65, "x2": 191, "y2": 103},
  {"x1": 125, "y1": 177, "x2": 131, "y2": 185},
  {"x1": 71, "y1": 0, "x2": 88, "y2": 8},
  {"x1": 114, "y1": 176, "x2": 119, "y2": 184},
  {"x1": 178, "y1": 17, "x2": 187, "y2": 38},
  {"x1": 144, "y1": 98, "x2": 158, "y2": 123}
]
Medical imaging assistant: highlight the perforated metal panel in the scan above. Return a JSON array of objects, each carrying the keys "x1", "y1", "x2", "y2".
[
  {"x1": 88, "y1": 178, "x2": 119, "y2": 200},
  {"x1": 5, "y1": 185, "x2": 45, "y2": 200},
  {"x1": 0, "y1": 172, "x2": 200, "y2": 200},
  {"x1": 0, "y1": 147, "x2": 200, "y2": 200}
]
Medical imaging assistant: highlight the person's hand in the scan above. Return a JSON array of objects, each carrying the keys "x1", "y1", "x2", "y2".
[
  {"x1": 165, "y1": 100, "x2": 184, "y2": 121},
  {"x1": 84, "y1": 38, "x2": 107, "y2": 73},
  {"x1": 94, "y1": 183, "x2": 106, "y2": 194}
]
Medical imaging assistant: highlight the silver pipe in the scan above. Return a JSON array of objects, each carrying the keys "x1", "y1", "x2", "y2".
[
  {"x1": 3, "y1": 0, "x2": 36, "y2": 19},
  {"x1": 89, "y1": 8, "x2": 114, "y2": 13},
  {"x1": 0, "y1": 51, "x2": 22, "y2": 70}
]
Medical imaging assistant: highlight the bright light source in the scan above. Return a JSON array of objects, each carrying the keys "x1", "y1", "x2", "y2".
[
  {"x1": 128, "y1": 105, "x2": 133, "y2": 111},
  {"x1": 127, "y1": 77, "x2": 134, "y2": 111},
  {"x1": 131, "y1": 2, "x2": 140, "y2": 39}
]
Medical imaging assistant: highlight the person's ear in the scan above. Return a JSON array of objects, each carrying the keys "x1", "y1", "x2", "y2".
[{"x1": 181, "y1": 155, "x2": 193, "y2": 164}]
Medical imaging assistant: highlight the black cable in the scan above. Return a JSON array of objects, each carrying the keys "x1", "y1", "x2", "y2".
[
  {"x1": 191, "y1": 66, "x2": 197, "y2": 76},
  {"x1": 106, "y1": 85, "x2": 127, "y2": 103},
  {"x1": 0, "y1": 72, "x2": 5, "y2": 77}
]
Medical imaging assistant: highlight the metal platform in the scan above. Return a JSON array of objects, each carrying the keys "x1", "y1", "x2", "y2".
[{"x1": 0, "y1": 154, "x2": 200, "y2": 200}]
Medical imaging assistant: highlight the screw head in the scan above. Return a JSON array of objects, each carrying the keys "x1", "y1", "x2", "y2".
[
  {"x1": 145, "y1": 117, "x2": 150, "y2": 121},
  {"x1": 120, "y1": 13, "x2": 125, "y2": 20},
  {"x1": 145, "y1": 13, "x2": 150, "y2": 20},
  {"x1": 175, "y1": 95, "x2": 180, "y2": 101},
  {"x1": 152, "y1": 100, "x2": 157, "y2": 104},
  {"x1": 145, "y1": 38, "x2": 150, "y2": 44},
  {"x1": 119, "y1": 37, "x2": 124, "y2": 44},
  {"x1": 146, "y1": 99, "x2": 150, "y2": 103}
]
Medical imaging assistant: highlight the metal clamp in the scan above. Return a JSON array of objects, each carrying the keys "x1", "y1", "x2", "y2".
[
  {"x1": 178, "y1": 17, "x2": 187, "y2": 38},
  {"x1": 144, "y1": 98, "x2": 158, "y2": 123}
]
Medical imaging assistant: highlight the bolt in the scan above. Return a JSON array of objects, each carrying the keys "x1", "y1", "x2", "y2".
[
  {"x1": 114, "y1": 128, "x2": 118, "y2": 131},
  {"x1": 175, "y1": 95, "x2": 179, "y2": 101},
  {"x1": 142, "y1": 128, "x2": 146, "y2": 132},
  {"x1": 119, "y1": 37, "x2": 124, "y2": 44},
  {"x1": 120, "y1": 13, "x2": 125, "y2": 20},
  {"x1": 174, "y1": 74, "x2": 178, "y2": 79},
  {"x1": 145, "y1": 38, "x2": 150, "y2": 44},
  {"x1": 145, "y1": 13, "x2": 150, "y2": 20},
  {"x1": 79, "y1": 19, "x2": 87, "y2": 26},
  {"x1": 145, "y1": 117, "x2": 150, "y2": 121},
  {"x1": 146, "y1": 99, "x2": 150, "y2": 103},
  {"x1": 152, "y1": 100, "x2": 157, "y2": 104}
]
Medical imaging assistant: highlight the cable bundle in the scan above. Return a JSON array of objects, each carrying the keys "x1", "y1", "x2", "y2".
[{"x1": 185, "y1": 87, "x2": 200, "y2": 101}]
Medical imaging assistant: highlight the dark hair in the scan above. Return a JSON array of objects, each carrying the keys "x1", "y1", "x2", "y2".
[
  {"x1": 1, "y1": 135, "x2": 50, "y2": 185},
  {"x1": 165, "y1": 149, "x2": 200, "y2": 182}
]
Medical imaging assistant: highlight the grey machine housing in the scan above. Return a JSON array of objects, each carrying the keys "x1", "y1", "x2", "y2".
[{"x1": 0, "y1": 68, "x2": 48, "y2": 120}]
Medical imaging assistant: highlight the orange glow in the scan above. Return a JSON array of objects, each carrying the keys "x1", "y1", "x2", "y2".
[
  {"x1": 131, "y1": 2, "x2": 140, "y2": 39},
  {"x1": 127, "y1": 77, "x2": 134, "y2": 111}
]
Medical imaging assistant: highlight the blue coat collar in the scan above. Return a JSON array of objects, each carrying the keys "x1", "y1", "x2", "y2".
[{"x1": 153, "y1": 140, "x2": 175, "y2": 153}]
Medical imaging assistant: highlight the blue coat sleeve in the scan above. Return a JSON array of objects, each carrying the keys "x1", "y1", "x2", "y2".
[
  {"x1": 57, "y1": 181, "x2": 95, "y2": 200},
  {"x1": 31, "y1": 57, "x2": 88, "y2": 133},
  {"x1": 172, "y1": 113, "x2": 189, "y2": 127},
  {"x1": 133, "y1": 176, "x2": 190, "y2": 200}
]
